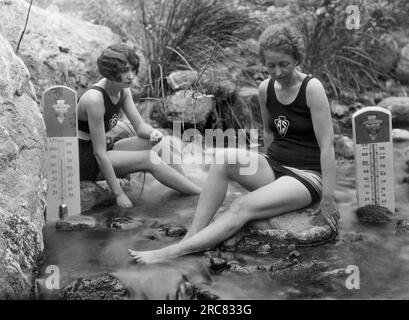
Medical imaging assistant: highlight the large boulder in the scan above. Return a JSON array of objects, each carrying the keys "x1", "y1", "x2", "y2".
[
  {"x1": 377, "y1": 96, "x2": 409, "y2": 126},
  {"x1": 0, "y1": 0, "x2": 137, "y2": 100},
  {"x1": 0, "y1": 34, "x2": 46, "y2": 299},
  {"x1": 165, "y1": 90, "x2": 215, "y2": 127},
  {"x1": 223, "y1": 202, "x2": 336, "y2": 250}
]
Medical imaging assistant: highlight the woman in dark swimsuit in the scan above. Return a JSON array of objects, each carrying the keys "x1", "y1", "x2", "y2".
[
  {"x1": 78, "y1": 43, "x2": 201, "y2": 208},
  {"x1": 129, "y1": 24, "x2": 339, "y2": 263}
]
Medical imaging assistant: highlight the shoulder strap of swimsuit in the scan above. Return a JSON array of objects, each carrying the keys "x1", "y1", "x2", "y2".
[
  {"x1": 298, "y1": 74, "x2": 314, "y2": 106},
  {"x1": 266, "y1": 77, "x2": 278, "y2": 110}
]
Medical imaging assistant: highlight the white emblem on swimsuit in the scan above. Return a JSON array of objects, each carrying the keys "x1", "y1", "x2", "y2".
[
  {"x1": 274, "y1": 115, "x2": 290, "y2": 137},
  {"x1": 108, "y1": 113, "x2": 119, "y2": 130}
]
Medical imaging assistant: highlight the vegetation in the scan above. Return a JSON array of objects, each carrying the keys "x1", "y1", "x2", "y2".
[{"x1": 297, "y1": 0, "x2": 403, "y2": 100}]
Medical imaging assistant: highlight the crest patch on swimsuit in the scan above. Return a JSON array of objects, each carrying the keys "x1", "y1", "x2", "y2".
[
  {"x1": 274, "y1": 115, "x2": 290, "y2": 137},
  {"x1": 109, "y1": 113, "x2": 119, "y2": 130}
]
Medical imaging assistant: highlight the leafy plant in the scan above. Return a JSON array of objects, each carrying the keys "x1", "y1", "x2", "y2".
[
  {"x1": 136, "y1": 0, "x2": 257, "y2": 128},
  {"x1": 297, "y1": 0, "x2": 399, "y2": 100}
]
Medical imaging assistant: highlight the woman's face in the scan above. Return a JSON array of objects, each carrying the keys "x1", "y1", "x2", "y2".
[
  {"x1": 264, "y1": 49, "x2": 297, "y2": 83},
  {"x1": 117, "y1": 66, "x2": 138, "y2": 87}
]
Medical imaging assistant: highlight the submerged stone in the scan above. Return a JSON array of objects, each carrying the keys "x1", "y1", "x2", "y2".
[
  {"x1": 396, "y1": 219, "x2": 409, "y2": 234},
  {"x1": 222, "y1": 202, "x2": 336, "y2": 251},
  {"x1": 61, "y1": 274, "x2": 128, "y2": 300},
  {"x1": 55, "y1": 215, "x2": 96, "y2": 231},
  {"x1": 356, "y1": 205, "x2": 393, "y2": 224},
  {"x1": 164, "y1": 225, "x2": 188, "y2": 237}
]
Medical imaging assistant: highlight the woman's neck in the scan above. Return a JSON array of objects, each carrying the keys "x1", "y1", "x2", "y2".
[
  {"x1": 103, "y1": 79, "x2": 122, "y2": 96},
  {"x1": 277, "y1": 70, "x2": 302, "y2": 90}
]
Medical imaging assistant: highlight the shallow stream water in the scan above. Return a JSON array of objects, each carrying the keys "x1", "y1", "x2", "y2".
[{"x1": 37, "y1": 142, "x2": 409, "y2": 299}]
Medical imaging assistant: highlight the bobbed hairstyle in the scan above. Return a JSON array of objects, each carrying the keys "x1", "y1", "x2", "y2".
[
  {"x1": 258, "y1": 24, "x2": 306, "y2": 66},
  {"x1": 97, "y1": 43, "x2": 140, "y2": 81}
]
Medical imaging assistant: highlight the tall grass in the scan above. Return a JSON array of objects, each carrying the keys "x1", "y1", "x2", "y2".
[
  {"x1": 137, "y1": 0, "x2": 256, "y2": 129},
  {"x1": 298, "y1": 0, "x2": 398, "y2": 99}
]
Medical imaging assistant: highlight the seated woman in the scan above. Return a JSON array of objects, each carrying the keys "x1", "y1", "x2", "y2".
[
  {"x1": 129, "y1": 24, "x2": 339, "y2": 263},
  {"x1": 78, "y1": 43, "x2": 201, "y2": 208}
]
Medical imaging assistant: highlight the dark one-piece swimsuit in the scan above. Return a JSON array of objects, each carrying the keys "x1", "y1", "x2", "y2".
[
  {"x1": 77, "y1": 86, "x2": 124, "y2": 181},
  {"x1": 264, "y1": 74, "x2": 322, "y2": 204}
]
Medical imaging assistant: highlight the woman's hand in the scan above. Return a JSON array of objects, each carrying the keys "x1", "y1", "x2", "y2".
[
  {"x1": 319, "y1": 195, "x2": 340, "y2": 232},
  {"x1": 149, "y1": 129, "x2": 163, "y2": 145},
  {"x1": 116, "y1": 193, "x2": 133, "y2": 208}
]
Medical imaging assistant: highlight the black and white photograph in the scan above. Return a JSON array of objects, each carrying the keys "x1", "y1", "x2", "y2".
[{"x1": 1, "y1": 0, "x2": 409, "y2": 307}]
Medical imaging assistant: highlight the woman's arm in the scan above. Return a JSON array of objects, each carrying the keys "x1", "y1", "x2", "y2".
[
  {"x1": 258, "y1": 79, "x2": 274, "y2": 153},
  {"x1": 82, "y1": 93, "x2": 131, "y2": 206},
  {"x1": 307, "y1": 78, "x2": 339, "y2": 231},
  {"x1": 121, "y1": 89, "x2": 155, "y2": 140}
]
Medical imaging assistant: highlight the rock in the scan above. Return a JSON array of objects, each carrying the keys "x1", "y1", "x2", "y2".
[
  {"x1": 356, "y1": 205, "x2": 393, "y2": 224},
  {"x1": 142, "y1": 224, "x2": 187, "y2": 239},
  {"x1": 167, "y1": 67, "x2": 237, "y2": 99},
  {"x1": 270, "y1": 258, "x2": 299, "y2": 273},
  {"x1": 167, "y1": 70, "x2": 199, "y2": 90},
  {"x1": 164, "y1": 225, "x2": 188, "y2": 237},
  {"x1": 80, "y1": 181, "x2": 115, "y2": 213},
  {"x1": 330, "y1": 101, "x2": 349, "y2": 117},
  {"x1": 0, "y1": 34, "x2": 46, "y2": 299},
  {"x1": 228, "y1": 263, "x2": 269, "y2": 274},
  {"x1": 396, "y1": 219, "x2": 409, "y2": 234},
  {"x1": 194, "y1": 288, "x2": 220, "y2": 300},
  {"x1": 0, "y1": 0, "x2": 146, "y2": 100},
  {"x1": 176, "y1": 281, "x2": 220, "y2": 300},
  {"x1": 288, "y1": 250, "x2": 300, "y2": 259},
  {"x1": 378, "y1": 97, "x2": 409, "y2": 125},
  {"x1": 392, "y1": 129, "x2": 409, "y2": 142},
  {"x1": 0, "y1": 212, "x2": 44, "y2": 299},
  {"x1": 342, "y1": 232, "x2": 366, "y2": 242},
  {"x1": 165, "y1": 90, "x2": 215, "y2": 126},
  {"x1": 209, "y1": 257, "x2": 228, "y2": 273},
  {"x1": 257, "y1": 244, "x2": 272, "y2": 255},
  {"x1": 55, "y1": 215, "x2": 96, "y2": 231},
  {"x1": 334, "y1": 135, "x2": 354, "y2": 159},
  {"x1": 223, "y1": 202, "x2": 337, "y2": 251},
  {"x1": 60, "y1": 274, "x2": 128, "y2": 300},
  {"x1": 271, "y1": 259, "x2": 330, "y2": 279},
  {"x1": 106, "y1": 215, "x2": 160, "y2": 231},
  {"x1": 200, "y1": 65, "x2": 239, "y2": 99},
  {"x1": 397, "y1": 43, "x2": 409, "y2": 84}
]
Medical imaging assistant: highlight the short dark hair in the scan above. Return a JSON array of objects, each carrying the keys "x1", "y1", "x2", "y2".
[
  {"x1": 97, "y1": 43, "x2": 140, "y2": 81},
  {"x1": 258, "y1": 24, "x2": 305, "y2": 66}
]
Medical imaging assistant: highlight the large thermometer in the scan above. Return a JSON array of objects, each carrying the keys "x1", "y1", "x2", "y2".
[
  {"x1": 352, "y1": 107, "x2": 395, "y2": 213},
  {"x1": 43, "y1": 86, "x2": 80, "y2": 221}
]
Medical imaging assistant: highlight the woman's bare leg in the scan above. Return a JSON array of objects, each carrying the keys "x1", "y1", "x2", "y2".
[
  {"x1": 129, "y1": 175, "x2": 312, "y2": 263},
  {"x1": 113, "y1": 135, "x2": 185, "y2": 175},
  {"x1": 101, "y1": 150, "x2": 200, "y2": 195},
  {"x1": 183, "y1": 148, "x2": 276, "y2": 239}
]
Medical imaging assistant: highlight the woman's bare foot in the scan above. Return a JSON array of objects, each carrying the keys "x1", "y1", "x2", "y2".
[{"x1": 128, "y1": 246, "x2": 179, "y2": 264}]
